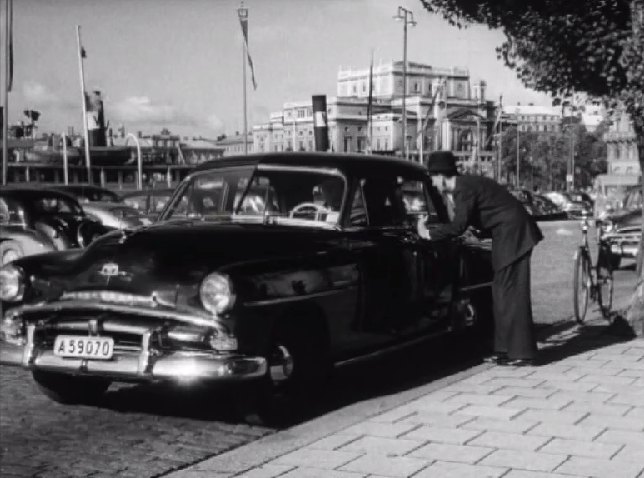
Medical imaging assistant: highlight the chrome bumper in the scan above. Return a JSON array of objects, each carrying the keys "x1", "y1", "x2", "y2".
[{"x1": 0, "y1": 324, "x2": 267, "y2": 382}]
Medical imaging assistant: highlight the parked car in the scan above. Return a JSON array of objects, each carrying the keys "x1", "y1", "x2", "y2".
[
  {"x1": 0, "y1": 153, "x2": 493, "y2": 421},
  {"x1": 0, "y1": 188, "x2": 108, "y2": 265},
  {"x1": 120, "y1": 188, "x2": 175, "y2": 222},
  {"x1": 509, "y1": 189, "x2": 567, "y2": 221},
  {"x1": 50, "y1": 185, "x2": 149, "y2": 230},
  {"x1": 543, "y1": 191, "x2": 589, "y2": 219},
  {"x1": 602, "y1": 186, "x2": 642, "y2": 269},
  {"x1": 567, "y1": 191, "x2": 594, "y2": 214}
]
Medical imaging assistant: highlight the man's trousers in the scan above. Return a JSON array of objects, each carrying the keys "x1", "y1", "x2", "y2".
[{"x1": 492, "y1": 250, "x2": 537, "y2": 360}]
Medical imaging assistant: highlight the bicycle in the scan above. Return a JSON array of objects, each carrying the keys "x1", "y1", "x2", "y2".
[{"x1": 573, "y1": 212, "x2": 614, "y2": 324}]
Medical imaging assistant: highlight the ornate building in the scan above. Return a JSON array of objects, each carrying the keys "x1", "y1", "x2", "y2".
[{"x1": 253, "y1": 61, "x2": 497, "y2": 175}]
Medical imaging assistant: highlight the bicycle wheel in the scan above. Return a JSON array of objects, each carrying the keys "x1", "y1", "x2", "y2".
[
  {"x1": 596, "y1": 242, "x2": 614, "y2": 319},
  {"x1": 573, "y1": 247, "x2": 591, "y2": 324}
]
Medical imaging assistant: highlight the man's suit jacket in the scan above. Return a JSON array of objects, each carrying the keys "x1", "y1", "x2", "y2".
[{"x1": 428, "y1": 175, "x2": 543, "y2": 271}]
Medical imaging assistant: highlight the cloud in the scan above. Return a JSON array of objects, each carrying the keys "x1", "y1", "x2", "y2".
[
  {"x1": 112, "y1": 96, "x2": 179, "y2": 124},
  {"x1": 23, "y1": 80, "x2": 74, "y2": 109},
  {"x1": 206, "y1": 114, "x2": 224, "y2": 133}
]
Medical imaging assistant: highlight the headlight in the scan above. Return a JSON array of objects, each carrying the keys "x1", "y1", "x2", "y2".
[
  {"x1": 0, "y1": 264, "x2": 25, "y2": 302},
  {"x1": 199, "y1": 273, "x2": 235, "y2": 315}
]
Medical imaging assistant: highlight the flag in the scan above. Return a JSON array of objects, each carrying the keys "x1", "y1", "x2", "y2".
[
  {"x1": 238, "y1": 9, "x2": 257, "y2": 90},
  {"x1": 7, "y1": 0, "x2": 13, "y2": 92},
  {"x1": 485, "y1": 95, "x2": 503, "y2": 148},
  {"x1": 80, "y1": 46, "x2": 86, "y2": 58}
]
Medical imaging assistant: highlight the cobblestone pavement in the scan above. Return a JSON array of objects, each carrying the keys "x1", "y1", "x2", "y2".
[
  {"x1": 169, "y1": 323, "x2": 644, "y2": 478},
  {"x1": 0, "y1": 369, "x2": 273, "y2": 478}
]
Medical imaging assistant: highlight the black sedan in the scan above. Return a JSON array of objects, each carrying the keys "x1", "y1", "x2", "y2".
[{"x1": 0, "y1": 153, "x2": 493, "y2": 421}]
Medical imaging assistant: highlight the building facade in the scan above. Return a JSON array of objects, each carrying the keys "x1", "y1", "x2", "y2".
[
  {"x1": 253, "y1": 60, "x2": 497, "y2": 175},
  {"x1": 604, "y1": 109, "x2": 640, "y2": 177}
]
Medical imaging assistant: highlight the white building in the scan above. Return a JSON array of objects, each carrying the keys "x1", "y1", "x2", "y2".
[{"x1": 253, "y1": 60, "x2": 496, "y2": 175}]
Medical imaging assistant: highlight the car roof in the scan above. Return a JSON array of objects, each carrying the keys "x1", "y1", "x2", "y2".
[{"x1": 192, "y1": 152, "x2": 428, "y2": 177}]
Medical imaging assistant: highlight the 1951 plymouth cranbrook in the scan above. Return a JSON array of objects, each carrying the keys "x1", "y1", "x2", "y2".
[{"x1": 0, "y1": 153, "x2": 493, "y2": 420}]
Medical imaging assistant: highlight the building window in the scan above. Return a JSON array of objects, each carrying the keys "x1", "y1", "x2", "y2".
[{"x1": 343, "y1": 136, "x2": 352, "y2": 152}]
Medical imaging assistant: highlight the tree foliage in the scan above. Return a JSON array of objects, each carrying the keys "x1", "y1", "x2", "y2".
[
  {"x1": 419, "y1": 0, "x2": 643, "y2": 135},
  {"x1": 419, "y1": 0, "x2": 644, "y2": 331}
]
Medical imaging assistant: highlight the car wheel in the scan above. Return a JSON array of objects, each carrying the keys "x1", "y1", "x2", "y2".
[
  {"x1": 237, "y1": 318, "x2": 330, "y2": 426},
  {"x1": 0, "y1": 241, "x2": 23, "y2": 266},
  {"x1": 32, "y1": 370, "x2": 111, "y2": 405}
]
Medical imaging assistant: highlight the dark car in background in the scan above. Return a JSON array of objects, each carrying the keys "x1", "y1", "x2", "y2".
[
  {"x1": 121, "y1": 188, "x2": 175, "y2": 222},
  {"x1": 543, "y1": 191, "x2": 590, "y2": 219},
  {"x1": 510, "y1": 189, "x2": 567, "y2": 221},
  {"x1": 0, "y1": 188, "x2": 107, "y2": 265},
  {"x1": 602, "y1": 186, "x2": 642, "y2": 269},
  {"x1": 0, "y1": 153, "x2": 493, "y2": 422}
]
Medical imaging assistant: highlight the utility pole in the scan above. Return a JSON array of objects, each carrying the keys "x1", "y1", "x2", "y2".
[
  {"x1": 515, "y1": 108, "x2": 520, "y2": 188},
  {"x1": 394, "y1": 6, "x2": 416, "y2": 160}
]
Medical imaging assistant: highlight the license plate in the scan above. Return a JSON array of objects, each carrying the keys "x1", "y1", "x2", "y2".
[{"x1": 53, "y1": 336, "x2": 114, "y2": 360}]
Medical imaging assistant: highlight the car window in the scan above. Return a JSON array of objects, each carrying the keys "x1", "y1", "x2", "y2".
[
  {"x1": 624, "y1": 190, "x2": 642, "y2": 211},
  {"x1": 360, "y1": 176, "x2": 407, "y2": 228},
  {"x1": 0, "y1": 197, "x2": 25, "y2": 225},
  {"x1": 348, "y1": 183, "x2": 368, "y2": 227},
  {"x1": 32, "y1": 196, "x2": 82, "y2": 215},
  {"x1": 123, "y1": 195, "x2": 148, "y2": 211}
]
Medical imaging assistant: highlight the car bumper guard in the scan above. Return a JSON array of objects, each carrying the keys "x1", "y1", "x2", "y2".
[{"x1": 0, "y1": 323, "x2": 267, "y2": 382}]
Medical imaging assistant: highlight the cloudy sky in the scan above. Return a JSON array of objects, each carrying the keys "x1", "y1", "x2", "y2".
[{"x1": 8, "y1": 0, "x2": 552, "y2": 138}]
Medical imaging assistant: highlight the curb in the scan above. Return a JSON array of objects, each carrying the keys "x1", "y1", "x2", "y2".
[{"x1": 162, "y1": 362, "x2": 494, "y2": 477}]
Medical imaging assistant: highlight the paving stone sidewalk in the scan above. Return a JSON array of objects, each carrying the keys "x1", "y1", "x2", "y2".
[{"x1": 166, "y1": 315, "x2": 644, "y2": 478}]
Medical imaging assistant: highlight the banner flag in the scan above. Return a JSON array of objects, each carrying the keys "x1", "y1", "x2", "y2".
[{"x1": 238, "y1": 11, "x2": 257, "y2": 90}]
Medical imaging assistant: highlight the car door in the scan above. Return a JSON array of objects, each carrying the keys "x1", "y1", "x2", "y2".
[
  {"x1": 400, "y1": 177, "x2": 458, "y2": 333},
  {"x1": 347, "y1": 174, "x2": 424, "y2": 338}
]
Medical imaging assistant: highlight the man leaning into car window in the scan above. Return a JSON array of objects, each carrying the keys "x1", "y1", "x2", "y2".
[{"x1": 418, "y1": 151, "x2": 543, "y2": 367}]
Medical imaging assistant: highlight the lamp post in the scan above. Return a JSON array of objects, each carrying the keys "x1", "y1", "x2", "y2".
[
  {"x1": 562, "y1": 123, "x2": 576, "y2": 192},
  {"x1": 393, "y1": 6, "x2": 416, "y2": 160},
  {"x1": 125, "y1": 133, "x2": 143, "y2": 190},
  {"x1": 515, "y1": 108, "x2": 520, "y2": 188}
]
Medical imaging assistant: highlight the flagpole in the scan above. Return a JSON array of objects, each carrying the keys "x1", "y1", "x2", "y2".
[
  {"x1": 367, "y1": 49, "x2": 374, "y2": 155},
  {"x1": 76, "y1": 25, "x2": 92, "y2": 184},
  {"x1": 2, "y1": 0, "x2": 10, "y2": 186},
  {"x1": 237, "y1": 3, "x2": 248, "y2": 156}
]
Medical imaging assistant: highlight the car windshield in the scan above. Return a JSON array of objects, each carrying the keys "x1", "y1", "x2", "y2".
[
  {"x1": 82, "y1": 190, "x2": 120, "y2": 202},
  {"x1": 162, "y1": 165, "x2": 346, "y2": 228},
  {"x1": 32, "y1": 195, "x2": 83, "y2": 215}
]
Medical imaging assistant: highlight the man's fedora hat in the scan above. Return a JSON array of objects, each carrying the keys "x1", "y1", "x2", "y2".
[{"x1": 427, "y1": 150, "x2": 459, "y2": 176}]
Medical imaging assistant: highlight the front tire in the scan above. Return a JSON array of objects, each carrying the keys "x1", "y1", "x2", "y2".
[
  {"x1": 573, "y1": 248, "x2": 590, "y2": 325},
  {"x1": 237, "y1": 319, "x2": 329, "y2": 426},
  {"x1": 32, "y1": 370, "x2": 111, "y2": 405}
]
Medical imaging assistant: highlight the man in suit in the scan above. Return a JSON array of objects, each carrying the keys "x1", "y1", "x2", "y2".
[{"x1": 419, "y1": 151, "x2": 543, "y2": 366}]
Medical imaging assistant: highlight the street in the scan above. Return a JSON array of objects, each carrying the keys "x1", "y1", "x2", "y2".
[{"x1": 0, "y1": 220, "x2": 638, "y2": 478}]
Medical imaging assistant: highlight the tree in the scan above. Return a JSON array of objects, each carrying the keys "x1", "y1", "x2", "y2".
[{"x1": 420, "y1": 0, "x2": 644, "y2": 334}]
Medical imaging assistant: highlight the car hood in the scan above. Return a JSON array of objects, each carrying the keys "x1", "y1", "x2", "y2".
[{"x1": 18, "y1": 222, "x2": 348, "y2": 300}]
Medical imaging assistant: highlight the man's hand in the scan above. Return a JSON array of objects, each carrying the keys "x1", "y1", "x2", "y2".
[{"x1": 416, "y1": 216, "x2": 431, "y2": 240}]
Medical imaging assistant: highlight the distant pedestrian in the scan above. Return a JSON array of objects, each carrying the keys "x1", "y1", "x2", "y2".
[{"x1": 418, "y1": 151, "x2": 543, "y2": 366}]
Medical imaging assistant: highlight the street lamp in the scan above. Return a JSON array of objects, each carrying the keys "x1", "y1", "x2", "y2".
[
  {"x1": 562, "y1": 123, "x2": 576, "y2": 192},
  {"x1": 393, "y1": 6, "x2": 416, "y2": 160},
  {"x1": 125, "y1": 133, "x2": 143, "y2": 190},
  {"x1": 515, "y1": 108, "x2": 520, "y2": 188}
]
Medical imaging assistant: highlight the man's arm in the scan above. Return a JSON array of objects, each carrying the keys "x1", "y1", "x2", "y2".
[{"x1": 424, "y1": 187, "x2": 474, "y2": 241}]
